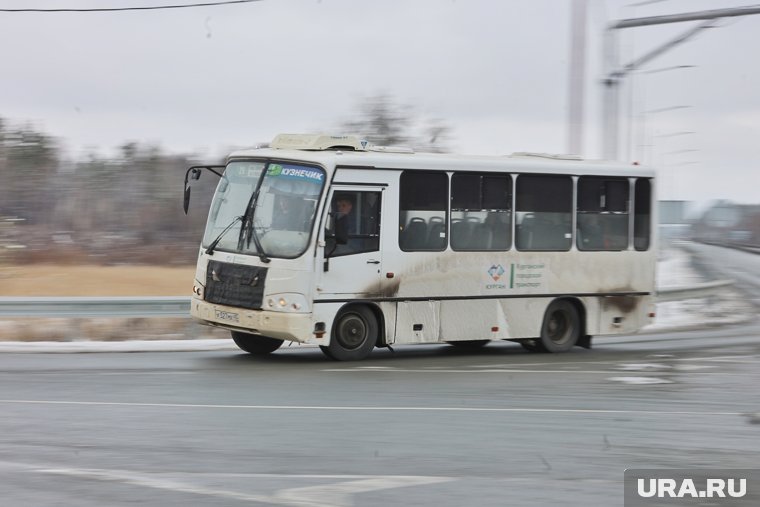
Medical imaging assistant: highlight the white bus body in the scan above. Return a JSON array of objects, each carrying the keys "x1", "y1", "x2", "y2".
[{"x1": 186, "y1": 134, "x2": 656, "y2": 360}]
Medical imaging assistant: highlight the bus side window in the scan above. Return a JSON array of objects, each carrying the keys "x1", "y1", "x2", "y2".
[
  {"x1": 327, "y1": 190, "x2": 382, "y2": 258},
  {"x1": 577, "y1": 177, "x2": 630, "y2": 251},
  {"x1": 515, "y1": 175, "x2": 572, "y2": 251},
  {"x1": 634, "y1": 178, "x2": 652, "y2": 251},
  {"x1": 450, "y1": 172, "x2": 511, "y2": 251},
  {"x1": 399, "y1": 171, "x2": 448, "y2": 251},
  {"x1": 400, "y1": 217, "x2": 428, "y2": 250}
]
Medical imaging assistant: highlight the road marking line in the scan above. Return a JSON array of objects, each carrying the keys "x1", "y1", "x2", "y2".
[
  {"x1": 470, "y1": 354, "x2": 760, "y2": 368},
  {"x1": 0, "y1": 399, "x2": 743, "y2": 416},
  {"x1": 0, "y1": 371, "x2": 196, "y2": 376},
  {"x1": 34, "y1": 466, "x2": 452, "y2": 506},
  {"x1": 607, "y1": 376, "x2": 674, "y2": 385},
  {"x1": 321, "y1": 367, "x2": 748, "y2": 375},
  {"x1": 687, "y1": 356, "x2": 760, "y2": 363},
  {"x1": 324, "y1": 368, "x2": 624, "y2": 374},
  {"x1": 272, "y1": 476, "x2": 451, "y2": 507},
  {"x1": 36, "y1": 467, "x2": 273, "y2": 504}
]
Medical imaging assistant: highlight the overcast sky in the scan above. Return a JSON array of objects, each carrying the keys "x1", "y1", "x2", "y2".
[{"x1": 1, "y1": 0, "x2": 758, "y2": 205}]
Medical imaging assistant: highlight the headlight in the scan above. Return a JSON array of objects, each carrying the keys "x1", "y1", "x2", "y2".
[
  {"x1": 265, "y1": 293, "x2": 308, "y2": 313},
  {"x1": 192, "y1": 281, "x2": 204, "y2": 298}
]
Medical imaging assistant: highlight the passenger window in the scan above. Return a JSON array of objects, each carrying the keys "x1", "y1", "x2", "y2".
[
  {"x1": 577, "y1": 177, "x2": 630, "y2": 251},
  {"x1": 326, "y1": 190, "x2": 382, "y2": 257},
  {"x1": 399, "y1": 171, "x2": 447, "y2": 251},
  {"x1": 451, "y1": 173, "x2": 511, "y2": 251},
  {"x1": 634, "y1": 178, "x2": 651, "y2": 251},
  {"x1": 515, "y1": 175, "x2": 572, "y2": 251}
]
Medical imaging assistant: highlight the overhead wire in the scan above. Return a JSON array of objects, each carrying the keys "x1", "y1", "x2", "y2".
[{"x1": 0, "y1": 0, "x2": 262, "y2": 13}]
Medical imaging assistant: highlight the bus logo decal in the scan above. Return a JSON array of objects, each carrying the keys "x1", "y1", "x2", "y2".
[
  {"x1": 485, "y1": 264, "x2": 507, "y2": 290},
  {"x1": 488, "y1": 264, "x2": 505, "y2": 282}
]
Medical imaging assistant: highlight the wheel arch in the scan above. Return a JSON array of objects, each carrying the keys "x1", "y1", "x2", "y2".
[
  {"x1": 334, "y1": 301, "x2": 386, "y2": 347},
  {"x1": 553, "y1": 296, "x2": 590, "y2": 349}
]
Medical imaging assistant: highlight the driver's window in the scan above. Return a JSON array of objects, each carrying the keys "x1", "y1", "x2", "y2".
[{"x1": 326, "y1": 190, "x2": 382, "y2": 257}]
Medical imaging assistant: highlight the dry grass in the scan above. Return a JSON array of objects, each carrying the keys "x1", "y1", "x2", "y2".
[
  {"x1": 0, "y1": 264, "x2": 230, "y2": 342},
  {"x1": 0, "y1": 264, "x2": 196, "y2": 296}
]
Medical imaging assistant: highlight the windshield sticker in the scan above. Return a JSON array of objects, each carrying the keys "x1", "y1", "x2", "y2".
[
  {"x1": 236, "y1": 167, "x2": 260, "y2": 178},
  {"x1": 226, "y1": 163, "x2": 263, "y2": 183},
  {"x1": 268, "y1": 164, "x2": 324, "y2": 182}
]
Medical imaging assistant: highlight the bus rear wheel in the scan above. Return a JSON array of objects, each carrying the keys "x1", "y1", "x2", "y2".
[
  {"x1": 321, "y1": 306, "x2": 378, "y2": 361},
  {"x1": 537, "y1": 300, "x2": 580, "y2": 353},
  {"x1": 231, "y1": 331, "x2": 284, "y2": 355}
]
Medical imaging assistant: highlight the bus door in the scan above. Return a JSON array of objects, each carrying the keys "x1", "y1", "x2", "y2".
[{"x1": 318, "y1": 186, "x2": 384, "y2": 297}]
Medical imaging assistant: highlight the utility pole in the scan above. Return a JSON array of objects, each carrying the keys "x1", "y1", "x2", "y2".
[
  {"x1": 601, "y1": 5, "x2": 760, "y2": 161},
  {"x1": 567, "y1": 0, "x2": 588, "y2": 156}
]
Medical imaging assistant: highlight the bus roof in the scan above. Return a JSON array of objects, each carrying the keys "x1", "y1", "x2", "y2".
[{"x1": 227, "y1": 134, "x2": 655, "y2": 178}]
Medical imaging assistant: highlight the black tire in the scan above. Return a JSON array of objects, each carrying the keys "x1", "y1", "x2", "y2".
[
  {"x1": 318, "y1": 345, "x2": 335, "y2": 360},
  {"x1": 322, "y1": 306, "x2": 378, "y2": 361},
  {"x1": 519, "y1": 339, "x2": 544, "y2": 353},
  {"x1": 447, "y1": 340, "x2": 490, "y2": 349},
  {"x1": 537, "y1": 300, "x2": 580, "y2": 353},
  {"x1": 231, "y1": 331, "x2": 284, "y2": 355}
]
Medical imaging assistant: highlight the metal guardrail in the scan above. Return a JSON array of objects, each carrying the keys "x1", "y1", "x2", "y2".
[
  {"x1": 0, "y1": 280, "x2": 735, "y2": 317},
  {"x1": 693, "y1": 240, "x2": 760, "y2": 256},
  {"x1": 655, "y1": 279, "x2": 735, "y2": 303},
  {"x1": 0, "y1": 296, "x2": 191, "y2": 317}
]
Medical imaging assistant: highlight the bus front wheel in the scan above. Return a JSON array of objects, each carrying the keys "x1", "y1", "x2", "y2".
[
  {"x1": 321, "y1": 306, "x2": 378, "y2": 361},
  {"x1": 231, "y1": 331, "x2": 284, "y2": 355},
  {"x1": 519, "y1": 339, "x2": 542, "y2": 353},
  {"x1": 537, "y1": 300, "x2": 580, "y2": 353}
]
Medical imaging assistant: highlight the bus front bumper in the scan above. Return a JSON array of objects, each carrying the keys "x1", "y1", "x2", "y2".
[{"x1": 190, "y1": 298, "x2": 314, "y2": 343}]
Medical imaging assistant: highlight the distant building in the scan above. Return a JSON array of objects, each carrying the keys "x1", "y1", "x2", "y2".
[
  {"x1": 658, "y1": 200, "x2": 690, "y2": 243},
  {"x1": 692, "y1": 200, "x2": 760, "y2": 246}
]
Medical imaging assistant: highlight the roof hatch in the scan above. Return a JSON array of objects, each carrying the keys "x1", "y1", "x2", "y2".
[{"x1": 270, "y1": 133, "x2": 371, "y2": 151}]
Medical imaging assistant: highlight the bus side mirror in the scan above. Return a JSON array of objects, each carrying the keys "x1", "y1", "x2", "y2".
[
  {"x1": 182, "y1": 165, "x2": 223, "y2": 215},
  {"x1": 183, "y1": 186, "x2": 192, "y2": 215},
  {"x1": 182, "y1": 167, "x2": 202, "y2": 215}
]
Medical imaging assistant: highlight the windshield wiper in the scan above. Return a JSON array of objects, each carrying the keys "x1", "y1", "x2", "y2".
[
  {"x1": 238, "y1": 189, "x2": 271, "y2": 263},
  {"x1": 205, "y1": 216, "x2": 243, "y2": 255}
]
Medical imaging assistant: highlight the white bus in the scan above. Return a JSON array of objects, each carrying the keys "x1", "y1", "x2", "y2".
[{"x1": 184, "y1": 134, "x2": 656, "y2": 360}]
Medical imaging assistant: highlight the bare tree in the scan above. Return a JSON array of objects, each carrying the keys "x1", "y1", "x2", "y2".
[{"x1": 339, "y1": 93, "x2": 452, "y2": 152}]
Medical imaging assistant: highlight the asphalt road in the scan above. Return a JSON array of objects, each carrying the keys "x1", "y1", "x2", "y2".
[
  {"x1": 2, "y1": 242, "x2": 759, "y2": 506},
  {"x1": 1, "y1": 323, "x2": 760, "y2": 507}
]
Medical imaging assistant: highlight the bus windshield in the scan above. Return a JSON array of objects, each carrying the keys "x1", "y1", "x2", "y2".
[{"x1": 202, "y1": 160, "x2": 325, "y2": 258}]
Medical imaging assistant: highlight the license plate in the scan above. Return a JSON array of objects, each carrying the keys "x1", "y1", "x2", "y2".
[{"x1": 214, "y1": 310, "x2": 240, "y2": 323}]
